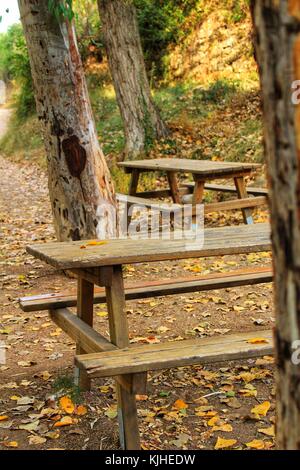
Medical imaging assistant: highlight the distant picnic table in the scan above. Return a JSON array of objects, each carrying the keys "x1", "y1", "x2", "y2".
[
  {"x1": 21, "y1": 222, "x2": 273, "y2": 450},
  {"x1": 118, "y1": 158, "x2": 265, "y2": 224}
]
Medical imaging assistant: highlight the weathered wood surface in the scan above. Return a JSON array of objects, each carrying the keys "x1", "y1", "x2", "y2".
[
  {"x1": 76, "y1": 329, "x2": 274, "y2": 378},
  {"x1": 116, "y1": 193, "x2": 182, "y2": 213},
  {"x1": 49, "y1": 308, "x2": 146, "y2": 394},
  {"x1": 19, "y1": 266, "x2": 273, "y2": 312},
  {"x1": 105, "y1": 265, "x2": 141, "y2": 450},
  {"x1": 181, "y1": 195, "x2": 267, "y2": 211},
  {"x1": 26, "y1": 223, "x2": 271, "y2": 269},
  {"x1": 119, "y1": 158, "x2": 260, "y2": 178},
  {"x1": 184, "y1": 182, "x2": 268, "y2": 196}
]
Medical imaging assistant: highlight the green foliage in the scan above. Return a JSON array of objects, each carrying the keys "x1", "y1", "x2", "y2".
[
  {"x1": 0, "y1": 24, "x2": 35, "y2": 119},
  {"x1": 134, "y1": 0, "x2": 199, "y2": 80},
  {"x1": 52, "y1": 374, "x2": 82, "y2": 403},
  {"x1": 48, "y1": 0, "x2": 75, "y2": 22}
]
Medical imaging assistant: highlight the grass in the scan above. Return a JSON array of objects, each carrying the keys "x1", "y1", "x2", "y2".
[{"x1": 0, "y1": 75, "x2": 263, "y2": 192}]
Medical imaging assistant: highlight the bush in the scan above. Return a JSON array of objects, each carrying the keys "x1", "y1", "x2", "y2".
[{"x1": 0, "y1": 24, "x2": 35, "y2": 119}]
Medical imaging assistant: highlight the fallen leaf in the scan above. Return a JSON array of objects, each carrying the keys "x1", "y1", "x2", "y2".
[
  {"x1": 105, "y1": 406, "x2": 118, "y2": 419},
  {"x1": 246, "y1": 439, "x2": 265, "y2": 449},
  {"x1": 212, "y1": 424, "x2": 233, "y2": 433},
  {"x1": 0, "y1": 416, "x2": 8, "y2": 421},
  {"x1": 251, "y1": 401, "x2": 271, "y2": 417},
  {"x1": 247, "y1": 338, "x2": 269, "y2": 344},
  {"x1": 28, "y1": 435, "x2": 47, "y2": 445},
  {"x1": 53, "y1": 416, "x2": 73, "y2": 427},
  {"x1": 173, "y1": 399, "x2": 188, "y2": 410},
  {"x1": 2, "y1": 441, "x2": 18, "y2": 448},
  {"x1": 86, "y1": 241, "x2": 107, "y2": 246},
  {"x1": 258, "y1": 425, "x2": 275, "y2": 437},
  {"x1": 214, "y1": 437, "x2": 237, "y2": 449},
  {"x1": 75, "y1": 405, "x2": 87, "y2": 416},
  {"x1": 59, "y1": 396, "x2": 75, "y2": 415}
]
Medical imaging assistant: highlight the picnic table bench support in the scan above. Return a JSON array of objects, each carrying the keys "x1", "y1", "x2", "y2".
[
  {"x1": 75, "y1": 278, "x2": 94, "y2": 391},
  {"x1": 128, "y1": 169, "x2": 140, "y2": 196},
  {"x1": 105, "y1": 265, "x2": 141, "y2": 450},
  {"x1": 234, "y1": 176, "x2": 254, "y2": 225}
]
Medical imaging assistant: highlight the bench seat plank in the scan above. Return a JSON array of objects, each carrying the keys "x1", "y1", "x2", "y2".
[
  {"x1": 75, "y1": 329, "x2": 274, "y2": 378},
  {"x1": 19, "y1": 267, "x2": 273, "y2": 312},
  {"x1": 183, "y1": 182, "x2": 268, "y2": 197}
]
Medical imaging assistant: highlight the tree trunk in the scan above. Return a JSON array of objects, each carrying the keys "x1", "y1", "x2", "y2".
[
  {"x1": 251, "y1": 0, "x2": 300, "y2": 449},
  {"x1": 18, "y1": 0, "x2": 116, "y2": 241},
  {"x1": 97, "y1": 0, "x2": 169, "y2": 160}
]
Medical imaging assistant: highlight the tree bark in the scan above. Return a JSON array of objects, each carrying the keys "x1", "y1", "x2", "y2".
[
  {"x1": 97, "y1": 0, "x2": 169, "y2": 160},
  {"x1": 251, "y1": 0, "x2": 300, "y2": 449},
  {"x1": 18, "y1": 0, "x2": 116, "y2": 241}
]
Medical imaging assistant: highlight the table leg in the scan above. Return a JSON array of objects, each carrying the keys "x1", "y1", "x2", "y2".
[
  {"x1": 75, "y1": 277, "x2": 94, "y2": 391},
  {"x1": 128, "y1": 169, "x2": 140, "y2": 196},
  {"x1": 167, "y1": 171, "x2": 181, "y2": 203},
  {"x1": 234, "y1": 176, "x2": 254, "y2": 225},
  {"x1": 192, "y1": 178, "x2": 205, "y2": 205},
  {"x1": 105, "y1": 265, "x2": 140, "y2": 450}
]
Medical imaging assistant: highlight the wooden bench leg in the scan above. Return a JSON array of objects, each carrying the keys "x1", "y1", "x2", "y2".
[
  {"x1": 105, "y1": 265, "x2": 141, "y2": 450},
  {"x1": 128, "y1": 169, "x2": 140, "y2": 196},
  {"x1": 234, "y1": 176, "x2": 254, "y2": 225},
  {"x1": 167, "y1": 171, "x2": 181, "y2": 203},
  {"x1": 74, "y1": 278, "x2": 94, "y2": 391}
]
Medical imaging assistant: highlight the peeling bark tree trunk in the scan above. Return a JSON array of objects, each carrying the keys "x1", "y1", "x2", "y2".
[
  {"x1": 98, "y1": 0, "x2": 169, "y2": 160},
  {"x1": 18, "y1": 0, "x2": 116, "y2": 241},
  {"x1": 251, "y1": 0, "x2": 300, "y2": 449}
]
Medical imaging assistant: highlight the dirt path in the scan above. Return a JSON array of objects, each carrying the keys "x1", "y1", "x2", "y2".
[
  {"x1": 0, "y1": 137, "x2": 275, "y2": 450},
  {"x1": 0, "y1": 108, "x2": 12, "y2": 140}
]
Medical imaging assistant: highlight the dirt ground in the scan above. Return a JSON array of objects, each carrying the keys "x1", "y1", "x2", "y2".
[{"x1": 0, "y1": 142, "x2": 275, "y2": 450}]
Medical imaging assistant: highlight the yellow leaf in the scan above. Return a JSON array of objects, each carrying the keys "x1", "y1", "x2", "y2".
[
  {"x1": 208, "y1": 415, "x2": 221, "y2": 426},
  {"x1": 247, "y1": 338, "x2": 269, "y2": 344},
  {"x1": 246, "y1": 439, "x2": 265, "y2": 449},
  {"x1": 2, "y1": 441, "x2": 18, "y2": 448},
  {"x1": 53, "y1": 416, "x2": 73, "y2": 427},
  {"x1": 251, "y1": 401, "x2": 271, "y2": 416},
  {"x1": 59, "y1": 396, "x2": 75, "y2": 415},
  {"x1": 258, "y1": 425, "x2": 275, "y2": 437},
  {"x1": 173, "y1": 399, "x2": 188, "y2": 410},
  {"x1": 239, "y1": 388, "x2": 257, "y2": 397},
  {"x1": 212, "y1": 424, "x2": 233, "y2": 433},
  {"x1": 86, "y1": 241, "x2": 107, "y2": 246},
  {"x1": 0, "y1": 416, "x2": 8, "y2": 421},
  {"x1": 75, "y1": 405, "x2": 87, "y2": 416},
  {"x1": 214, "y1": 437, "x2": 237, "y2": 449},
  {"x1": 96, "y1": 311, "x2": 108, "y2": 317}
]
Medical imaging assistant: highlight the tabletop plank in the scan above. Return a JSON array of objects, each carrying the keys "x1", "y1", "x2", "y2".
[
  {"x1": 118, "y1": 158, "x2": 260, "y2": 177},
  {"x1": 26, "y1": 223, "x2": 271, "y2": 269}
]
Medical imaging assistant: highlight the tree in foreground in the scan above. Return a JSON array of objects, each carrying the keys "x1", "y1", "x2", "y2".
[
  {"x1": 18, "y1": 0, "x2": 115, "y2": 241},
  {"x1": 251, "y1": 0, "x2": 300, "y2": 449},
  {"x1": 98, "y1": 0, "x2": 169, "y2": 160}
]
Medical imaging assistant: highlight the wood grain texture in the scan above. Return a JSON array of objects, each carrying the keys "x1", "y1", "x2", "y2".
[
  {"x1": 183, "y1": 182, "x2": 268, "y2": 196},
  {"x1": 26, "y1": 223, "x2": 271, "y2": 269},
  {"x1": 19, "y1": 267, "x2": 273, "y2": 312},
  {"x1": 119, "y1": 158, "x2": 260, "y2": 177},
  {"x1": 49, "y1": 308, "x2": 145, "y2": 394},
  {"x1": 76, "y1": 329, "x2": 274, "y2": 378}
]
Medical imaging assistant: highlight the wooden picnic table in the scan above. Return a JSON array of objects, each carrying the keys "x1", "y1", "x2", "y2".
[
  {"x1": 118, "y1": 158, "x2": 261, "y2": 224},
  {"x1": 26, "y1": 222, "x2": 271, "y2": 450}
]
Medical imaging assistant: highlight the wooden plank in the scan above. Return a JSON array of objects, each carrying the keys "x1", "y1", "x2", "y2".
[
  {"x1": 117, "y1": 193, "x2": 182, "y2": 214},
  {"x1": 167, "y1": 171, "x2": 181, "y2": 203},
  {"x1": 105, "y1": 265, "x2": 141, "y2": 450},
  {"x1": 181, "y1": 196, "x2": 267, "y2": 212},
  {"x1": 135, "y1": 188, "x2": 190, "y2": 199},
  {"x1": 75, "y1": 330, "x2": 274, "y2": 378},
  {"x1": 183, "y1": 182, "x2": 268, "y2": 196},
  {"x1": 74, "y1": 278, "x2": 94, "y2": 391},
  {"x1": 49, "y1": 308, "x2": 146, "y2": 395},
  {"x1": 118, "y1": 158, "x2": 260, "y2": 178},
  {"x1": 128, "y1": 169, "x2": 140, "y2": 196},
  {"x1": 234, "y1": 176, "x2": 254, "y2": 225},
  {"x1": 19, "y1": 267, "x2": 273, "y2": 312},
  {"x1": 26, "y1": 222, "x2": 271, "y2": 269}
]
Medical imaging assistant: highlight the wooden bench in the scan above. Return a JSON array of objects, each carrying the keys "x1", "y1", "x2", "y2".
[
  {"x1": 183, "y1": 182, "x2": 268, "y2": 197},
  {"x1": 75, "y1": 329, "x2": 274, "y2": 379},
  {"x1": 19, "y1": 266, "x2": 273, "y2": 312}
]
